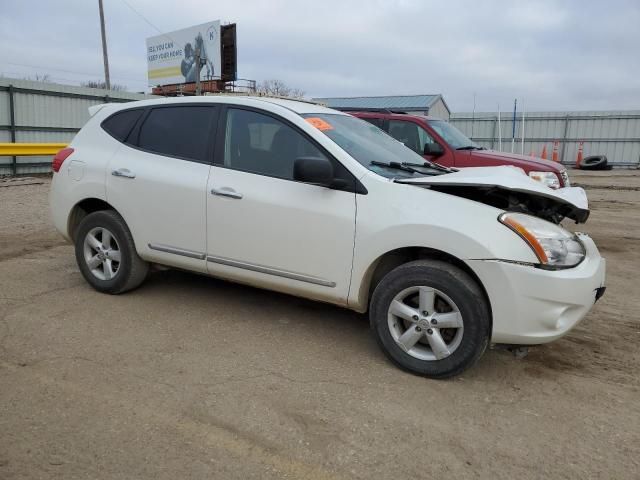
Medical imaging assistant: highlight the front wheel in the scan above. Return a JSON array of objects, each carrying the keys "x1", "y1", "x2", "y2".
[
  {"x1": 370, "y1": 260, "x2": 490, "y2": 379},
  {"x1": 74, "y1": 210, "x2": 149, "y2": 294}
]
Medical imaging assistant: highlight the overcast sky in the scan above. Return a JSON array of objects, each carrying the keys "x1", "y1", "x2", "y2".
[{"x1": 1, "y1": 0, "x2": 639, "y2": 112}]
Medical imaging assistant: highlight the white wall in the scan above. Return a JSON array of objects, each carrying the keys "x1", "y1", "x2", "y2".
[
  {"x1": 0, "y1": 77, "x2": 156, "y2": 174},
  {"x1": 450, "y1": 110, "x2": 640, "y2": 166}
]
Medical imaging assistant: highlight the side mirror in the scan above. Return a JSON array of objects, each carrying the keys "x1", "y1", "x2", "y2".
[
  {"x1": 293, "y1": 157, "x2": 334, "y2": 187},
  {"x1": 424, "y1": 142, "x2": 444, "y2": 157}
]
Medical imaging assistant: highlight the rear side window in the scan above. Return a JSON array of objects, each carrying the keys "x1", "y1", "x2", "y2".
[
  {"x1": 137, "y1": 106, "x2": 215, "y2": 162},
  {"x1": 102, "y1": 109, "x2": 144, "y2": 142}
]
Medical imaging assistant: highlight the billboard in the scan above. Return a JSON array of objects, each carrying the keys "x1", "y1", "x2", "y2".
[{"x1": 146, "y1": 20, "x2": 221, "y2": 86}]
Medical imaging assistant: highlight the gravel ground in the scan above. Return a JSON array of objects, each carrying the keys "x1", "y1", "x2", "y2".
[{"x1": 0, "y1": 170, "x2": 639, "y2": 479}]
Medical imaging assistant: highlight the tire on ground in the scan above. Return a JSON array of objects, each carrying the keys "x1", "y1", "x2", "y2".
[
  {"x1": 579, "y1": 155, "x2": 608, "y2": 170},
  {"x1": 74, "y1": 210, "x2": 149, "y2": 294},
  {"x1": 369, "y1": 259, "x2": 491, "y2": 379}
]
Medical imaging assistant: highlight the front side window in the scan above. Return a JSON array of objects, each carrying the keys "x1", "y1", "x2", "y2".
[
  {"x1": 388, "y1": 120, "x2": 437, "y2": 155},
  {"x1": 137, "y1": 106, "x2": 215, "y2": 162},
  {"x1": 362, "y1": 117, "x2": 384, "y2": 129},
  {"x1": 222, "y1": 108, "x2": 328, "y2": 180}
]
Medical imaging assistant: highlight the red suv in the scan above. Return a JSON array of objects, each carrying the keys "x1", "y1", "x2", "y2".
[{"x1": 346, "y1": 110, "x2": 570, "y2": 189}]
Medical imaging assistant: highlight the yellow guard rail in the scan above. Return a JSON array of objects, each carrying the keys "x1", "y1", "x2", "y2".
[{"x1": 0, "y1": 143, "x2": 68, "y2": 156}]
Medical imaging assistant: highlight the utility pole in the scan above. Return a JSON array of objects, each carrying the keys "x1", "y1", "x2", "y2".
[{"x1": 98, "y1": 0, "x2": 111, "y2": 90}]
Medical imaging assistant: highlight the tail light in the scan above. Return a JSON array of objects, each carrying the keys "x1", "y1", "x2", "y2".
[{"x1": 52, "y1": 147, "x2": 74, "y2": 173}]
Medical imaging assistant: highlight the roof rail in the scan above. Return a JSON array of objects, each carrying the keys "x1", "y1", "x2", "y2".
[
  {"x1": 204, "y1": 92, "x2": 323, "y2": 106},
  {"x1": 332, "y1": 107, "x2": 408, "y2": 114}
]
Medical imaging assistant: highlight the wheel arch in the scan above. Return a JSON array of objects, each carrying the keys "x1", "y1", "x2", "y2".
[
  {"x1": 67, "y1": 198, "x2": 121, "y2": 242},
  {"x1": 355, "y1": 246, "x2": 493, "y2": 332}
]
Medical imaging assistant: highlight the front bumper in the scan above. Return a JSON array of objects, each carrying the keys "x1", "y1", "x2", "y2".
[{"x1": 468, "y1": 233, "x2": 606, "y2": 345}]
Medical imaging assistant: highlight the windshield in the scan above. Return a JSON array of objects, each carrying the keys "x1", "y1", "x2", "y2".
[
  {"x1": 428, "y1": 120, "x2": 478, "y2": 150},
  {"x1": 301, "y1": 113, "x2": 432, "y2": 178}
]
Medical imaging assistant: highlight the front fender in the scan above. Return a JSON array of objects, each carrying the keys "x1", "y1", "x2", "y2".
[{"x1": 348, "y1": 178, "x2": 538, "y2": 311}]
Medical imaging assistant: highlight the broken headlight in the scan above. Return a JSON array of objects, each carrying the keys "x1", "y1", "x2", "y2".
[{"x1": 499, "y1": 212, "x2": 585, "y2": 268}]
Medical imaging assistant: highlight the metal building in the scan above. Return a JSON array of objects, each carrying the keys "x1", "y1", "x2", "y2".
[
  {"x1": 0, "y1": 77, "x2": 155, "y2": 175},
  {"x1": 313, "y1": 94, "x2": 451, "y2": 120},
  {"x1": 450, "y1": 110, "x2": 640, "y2": 167}
]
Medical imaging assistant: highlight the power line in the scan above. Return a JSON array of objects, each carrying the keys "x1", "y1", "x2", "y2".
[
  {"x1": 117, "y1": 0, "x2": 165, "y2": 35},
  {"x1": 5, "y1": 62, "x2": 146, "y2": 84},
  {"x1": 0, "y1": 70, "x2": 147, "y2": 88},
  {"x1": 117, "y1": 0, "x2": 177, "y2": 46},
  {"x1": 4, "y1": 62, "x2": 146, "y2": 84},
  {"x1": 4, "y1": 0, "x2": 176, "y2": 89}
]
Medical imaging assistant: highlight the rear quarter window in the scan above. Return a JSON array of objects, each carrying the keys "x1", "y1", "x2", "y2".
[{"x1": 101, "y1": 108, "x2": 144, "y2": 142}]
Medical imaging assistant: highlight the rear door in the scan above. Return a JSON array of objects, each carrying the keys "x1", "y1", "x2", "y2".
[
  {"x1": 105, "y1": 104, "x2": 218, "y2": 273},
  {"x1": 205, "y1": 106, "x2": 356, "y2": 304}
]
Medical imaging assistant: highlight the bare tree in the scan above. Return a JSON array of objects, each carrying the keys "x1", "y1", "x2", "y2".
[
  {"x1": 81, "y1": 80, "x2": 127, "y2": 91},
  {"x1": 256, "y1": 79, "x2": 305, "y2": 99},
  {"x1": 21, "y1": 73, "x2": 52, "y2": 82}
]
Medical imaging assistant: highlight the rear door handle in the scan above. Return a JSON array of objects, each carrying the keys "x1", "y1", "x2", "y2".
[
  {"x1": 211, "y1": 187, "x2": 243, "y2": 199},
  {"x1": 111, "y1": 168, "x2": 136, "y2": 179}
]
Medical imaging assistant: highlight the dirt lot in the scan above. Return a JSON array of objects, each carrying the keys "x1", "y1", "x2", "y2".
[{"x1": 1, "y1": 170, "x2": 639, "y2": 479}]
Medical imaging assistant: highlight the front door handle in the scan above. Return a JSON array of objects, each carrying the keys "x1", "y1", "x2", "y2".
[
  {"x1": 211, "y1": 187, "x2": 243, "y2": 199},
  {"x1": 111, "y1": 168, "x2": 136, "y2": 179}
]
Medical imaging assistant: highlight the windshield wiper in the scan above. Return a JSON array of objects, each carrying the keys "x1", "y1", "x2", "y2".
[
  {"x1": 370, "y1": 160, "x2": 426, "y2": 174},
  {"x1": 414, "y1": 161, "x2": 456, "y2": 173},
  {"x1": 456, "y1": 145, "x2": 480, "y2": 150},
  {"x1": 371, "y1": 161, "x2": 450, "y2": 177}
]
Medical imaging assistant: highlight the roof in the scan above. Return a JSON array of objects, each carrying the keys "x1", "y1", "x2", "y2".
[
  {"x1": 248, "y1": 96, "x2": 344, "y2": 114},
  {"x1": 96, "y1": 94, "x2": 344, "y2": 116},
  {"x1": 312, "y1": 94, "x2": 445, "y2": 112}
]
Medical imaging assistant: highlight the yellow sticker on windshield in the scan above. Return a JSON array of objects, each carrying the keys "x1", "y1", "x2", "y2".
[{"x1": 305, "y1": 117, "x2": 334, "y2": 131}]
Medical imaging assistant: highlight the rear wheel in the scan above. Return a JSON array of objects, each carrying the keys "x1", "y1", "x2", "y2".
[
  {"x1": 370, "y1": 260, "x2": 490, "y2": 378},
  {"x1": 74, "y1": 210, "x2": 148, "y2": 294}
]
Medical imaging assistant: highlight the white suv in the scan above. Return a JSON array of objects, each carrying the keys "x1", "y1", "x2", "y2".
[{"x1": 50, "y1": 96, "x2": 606, "y2": 378}]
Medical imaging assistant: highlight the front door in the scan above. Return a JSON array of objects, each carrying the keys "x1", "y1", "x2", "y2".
[{"x1": 205, "y1": 106, "x2": 356, "y2": 304}]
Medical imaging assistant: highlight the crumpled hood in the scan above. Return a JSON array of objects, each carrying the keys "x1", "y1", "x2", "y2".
[{"x1": 396, "y1": 165, "x2": 589, "y2": 223}]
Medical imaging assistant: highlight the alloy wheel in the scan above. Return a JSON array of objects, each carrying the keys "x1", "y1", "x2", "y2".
[
  {"x1": 387, "y1": 286, "x2": 464, "y2": 361},
  {"x1": 83, "y1": 227, "x2": 121, "y2": 281}
]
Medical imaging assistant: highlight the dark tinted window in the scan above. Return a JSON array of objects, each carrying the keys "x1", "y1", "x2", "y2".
[
  {"x1": 102, "y1": 109, "x2": 144, "y2": 142},
  {"x1": 137, "y1": 106, "x2": 215, "y2": 162},
  {"x1": 388, "y1": 119, "x2": 437, "y2": 155},
  {"x1": 362, "y1": 117, "x2": 384, "y2": 129},
  {"x1": 222, "y1": 108, "x2": 328, "y2": 180}
]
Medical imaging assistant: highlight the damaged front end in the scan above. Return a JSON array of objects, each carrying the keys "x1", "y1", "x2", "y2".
[{"x1": 395, "y1": 166, "x2": 589, "y2": 224}]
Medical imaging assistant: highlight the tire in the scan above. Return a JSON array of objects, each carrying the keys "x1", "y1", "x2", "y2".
[
  {"x1": 370, "y1": 260, "x2": 490, "y2": 379},
  {"x1": 74, "y1": 210, "x2": 149, "y2": 294},
  {"x1": 579, "y1": 155, "x2": 608, "y2": 170}
]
